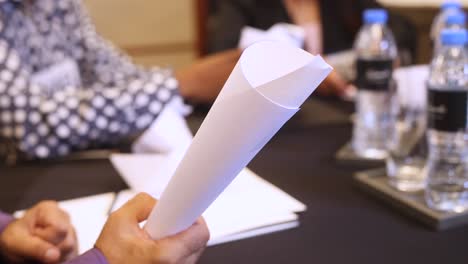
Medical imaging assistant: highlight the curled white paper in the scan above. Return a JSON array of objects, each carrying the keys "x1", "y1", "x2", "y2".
[{"x1": 145, "y1": 41, "x2": 332, "y2": 239}]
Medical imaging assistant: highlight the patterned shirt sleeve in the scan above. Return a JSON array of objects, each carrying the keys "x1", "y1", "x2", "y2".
[{"x1": 0, "y1": 0, "x2": 182, "y2": 159}]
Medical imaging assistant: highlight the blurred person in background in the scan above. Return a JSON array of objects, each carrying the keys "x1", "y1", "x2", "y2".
[
  {"x1": 0, "y1": 0, "x2": 240, "y2": 161},
  {"x1": 207, "y1": 0, "x2": 416, "y2": 96}
]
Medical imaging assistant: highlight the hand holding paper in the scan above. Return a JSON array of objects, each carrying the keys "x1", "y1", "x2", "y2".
[{"x1": 145, "y1": 41, "x2": 332, "y2": 239}]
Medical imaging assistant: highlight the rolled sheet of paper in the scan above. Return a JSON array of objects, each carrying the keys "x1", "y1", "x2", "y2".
[{"x1": 145, "y1": 41, "x2": 332, "y2": 239}]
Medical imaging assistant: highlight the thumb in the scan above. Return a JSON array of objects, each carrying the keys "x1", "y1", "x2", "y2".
[
  {"x1": 117, "y1": 193, "x2": 157, "y2": 223},
  {"x1": 16, "y1": 236, "x2": 61, "y2": 263}
]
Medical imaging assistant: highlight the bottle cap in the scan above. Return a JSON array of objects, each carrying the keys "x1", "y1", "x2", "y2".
[
  {"x1": 440, "y1": 29, "x2": 468, "y2": 45},
  {"x1": 363, "y1": 9, "x2": 388, "y2": 24},
  {"x1": 441, "y1": 1, "x2": 462, "y2": 10},
  {"x1": 446, "y1": 11, "x2": 466, "y2": 25}
]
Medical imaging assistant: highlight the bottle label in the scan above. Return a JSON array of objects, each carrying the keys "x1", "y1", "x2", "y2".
[
  {"x1": 427, "y1": 88, "x2": 467, "y2": 132},
  {"x1": 356, "y1": 58, "x2": 393, "y2": 91}
]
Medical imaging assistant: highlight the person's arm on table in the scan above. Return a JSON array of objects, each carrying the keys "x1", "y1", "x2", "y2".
[
  {"x1": 0, "y1": 202, "x2": 77, "y2": 263},
  {"x1": 283, "y1": 0, "x2": 353, "y2": 97},
  {"x1": 0, "y1": 1, "x2": 239, "y2": 160},
  {"x1": 0, "y1": 40, "x2": 180, "y2": 160},
  {"x1": 64, "y1": 193, "x2": 210, "y2": 264},
  {"x1": 0, "y1": 1, "x2": 185, "y2": 161},
  {"x1": 176, "y1": 49, "x2": 241, "y2": 103},
  {"x1": 72, "y1": 1, "x2": 239, "y2": 104},
  {"x1": 283, "y1": 0, "x2": 323, "y2": 54}
]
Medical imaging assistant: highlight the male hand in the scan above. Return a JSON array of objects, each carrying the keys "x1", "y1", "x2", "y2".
[
  {"x1": 0, "y1": 201, "x2": 78, "y2": 263},
  {"x1": 95, "y1": 193, "x2": 210, "y2": 264}
]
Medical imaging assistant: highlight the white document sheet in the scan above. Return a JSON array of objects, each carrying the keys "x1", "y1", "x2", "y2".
[
  {"x1": 109, "y1": 166, "x2": 305, "y2": 245},
  {"x1": 111, "y1": 153, "x2": 182, "y2": 196},
  {"x1": 13, "y1": 158, "x2": 307, "y2": 254},
  {"x1": 14, "y1": 193, "x2": 115, "y2": 255},
  {"x1": 208, "y1": 220, "x2": 300, "y2": 246},
  {"x1": 132, "y1": 102, "x2": 193, "y2": 155},
  {"x1": 144, "y1": 41, "x2": 331, "y2": 239}
]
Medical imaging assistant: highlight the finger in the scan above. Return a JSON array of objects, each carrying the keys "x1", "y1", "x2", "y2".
[
  {"x1": 34, "y1": 226, "x2": 68, "y2": 245},
  {"x1": 57, "y1": 228, "x2": 78, "y2": 261},
  {"x1": 341, "y1": 84, "x2": 357, "y2": 101},
  {"x1": 13, "y1": 236, "x2": 61, "y2": 264},
  {"x1": 151, "y1": 219, "x2": 209, "y2": 263},
  {"x1": 185, "y1": 248, "x2": 206, "y2": 264},
  {"x1": 163, "y1": 217, "x2": 210, "y2": 255},
  {"x1": 35, "y1": 201, "x2": 70, "y2": 232},
  {"x1": 326, "y1": 71, "x2": 349, "y2": 96},
  {"x1": 116, "y1": 193, "x2": 156, "y2": 223}
]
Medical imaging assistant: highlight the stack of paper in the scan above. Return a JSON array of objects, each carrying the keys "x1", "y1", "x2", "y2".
[
  {"x1": 14, "y1": 155, "x2": 306, "y2": 254},
  {"x1": 110, "y1": 154, "x2": 306, "y2": 247}
]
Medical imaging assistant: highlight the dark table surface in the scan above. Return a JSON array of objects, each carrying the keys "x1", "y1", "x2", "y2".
[{"x1": 1, "y1": 98, "x2": 468, "y2": 264}]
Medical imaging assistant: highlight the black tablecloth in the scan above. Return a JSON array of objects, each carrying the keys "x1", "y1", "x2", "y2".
[{"x1": 1, "y1": 98, "x2": 467, "y2": 264}]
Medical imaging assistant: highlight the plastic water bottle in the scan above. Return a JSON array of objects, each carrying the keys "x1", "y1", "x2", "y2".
[
  {"x1": 352, "y1": 9, "x2": 397, "y2": 159},
  {"x1": 425, "y1": 29, "x2": 468, "y2": 213},
  {"x1": 434, "y1": 10, "x2": 467, "y2": 54},
  {"x1": 431, "y1": 1, "x2": 462, "y2": 52}
]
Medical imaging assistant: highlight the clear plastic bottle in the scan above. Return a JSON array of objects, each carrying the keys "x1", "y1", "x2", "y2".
[
  {"x1": 430, "y1": 1, "x2": 462, "y2": 53},
  {"x1": 352, "y1": 9, "x2": 398, "y2": 159},
  {"x1": 425, "y1": 29, "x2": 468, "y2": 213},
  {"x1": 434, "y1": 10, "x2": 466, "y2": 54}
]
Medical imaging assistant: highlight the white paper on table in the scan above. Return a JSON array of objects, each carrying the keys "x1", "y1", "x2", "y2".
[
  {"x1": 145, "y1": 41, "x2": 331, "y2": 239},
  {"x1": 394, "y1": 65, "x2": 429, "y2": 109},
  {"x1": 208, "y1": 220, "x2": 299, "y2": 246},
  {"x1": 109, "y1": 189, "x2": 299, "y2": 247},
  {"x1": 238, "y1": 23, "x2": 305, "y2": 50},
  {"x1": 117, "y1": 102, "x2": 193, "y2": 194},
  {"x1": 132, "y1": 99, "x2": 193, "y2": 155},
  {"x1": 111, "y1": 153, "x2": 182, "y2": 196},
  {"x1": 110, "y1": 166, "x2": 305, "y2": 244},
  {"x1": 14, "y1": 193, "x2": 115, "y2": 255}
]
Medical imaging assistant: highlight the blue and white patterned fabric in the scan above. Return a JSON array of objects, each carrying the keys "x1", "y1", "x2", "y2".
[{"x1": 0, "y1": 0, "x2": 181, "y2": 159}]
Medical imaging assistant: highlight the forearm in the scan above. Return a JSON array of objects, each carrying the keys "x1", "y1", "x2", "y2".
[
  {"x1": 283, "y1": 0, "x2": 323, "y2": 54},
  {"x1": 284, "y1": 0, "x2": 321, "y2": 25},
  {"x1": 176, "y1": 49, "x2": 241, "y2": 103}
]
